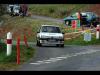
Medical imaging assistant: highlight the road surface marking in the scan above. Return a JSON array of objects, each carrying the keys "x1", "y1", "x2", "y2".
[
  {"x1": 44, "y1": 62, "x2": 52, "y2": 63},
  {"x1": 30, "y1": 50, "x2": 100, "y2": 65},
  {"x1": 30, "y1": 63, "x2": 41, "y2": 65},
  {"x1": 56, "y1": 56, "x2": 68, "y2": 59},
  {"x1": 37, "y1": 61, "x2": 44, "y2": 63}
]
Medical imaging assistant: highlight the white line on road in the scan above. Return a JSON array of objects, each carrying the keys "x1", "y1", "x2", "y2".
[
  {"x1": 30, "y1": 50, "x2": 100, "y2": 65},
  {"x1": 56, "y1": 56, "x2": 68, "y2": 59},
  {"x1": 37, "y1": 61, "x2": 44, "y2": 63},
  {"x1": 30, "y1": 63, "x2": 41, "y2": 65},
  {"x1": 44, "y1": 62, "x2": 52, "y2": 63}
]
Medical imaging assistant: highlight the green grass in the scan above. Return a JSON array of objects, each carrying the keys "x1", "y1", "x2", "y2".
[
  {"x1": 63, "y1": 26, "x2": 81, "y2": 33},
  {"x1": 0, "y1": 42, "x2": 35, "y2": 71},
  {"x1": 29, "y1": 4, "x2": 91, "y2": 18},
  {"x1": 64, "y1": 34, "x2": 100, "y2": 46}
]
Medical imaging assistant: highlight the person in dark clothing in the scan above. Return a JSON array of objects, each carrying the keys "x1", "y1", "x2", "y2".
[
  {"x1": 77, "y1": 12, "x2": 82, "y2": 26},
  {"x1": 20, "y1": 4, "x2": 28, "y2": 17},
  {"x1": 19, "y1": 6, "x2": 22, "y2": 16},
  {"x1": 90, "y1": 22, "x2": 94, "y2": 29},
  {"x1": 10, "y1": 6, "x2": 14, "y2": 16}
]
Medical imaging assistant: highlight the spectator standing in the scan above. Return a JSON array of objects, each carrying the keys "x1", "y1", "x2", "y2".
[
  {"x1": 10, "y1": 6, "x2": 14, "y2": 16},
  {"x1": 20, "y1": 4, "x2": 28, "y2": 17}
]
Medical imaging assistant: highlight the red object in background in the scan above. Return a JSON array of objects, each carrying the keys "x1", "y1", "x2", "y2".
[
  {"x1": 72, "y1": 20, "x2": 77, "y2": 28},
  {"x1": 96, "y1": 26, "x2": 100, "y2": 31},
  {"x1": 24, "y1": 34, "x2": 28, "y2": 48},
  {"x1": 0, "y1": 45, "x2": 2, "y2": 49},
  {"x1": 16, "y1": 36, "x2": 20, "y2": 64},
  {"x1": 96, "y1": 28, "x2": 100, "y2": 31},
  {"x1": 21, "y1": 4, "x2": 28, "y2": 12},
  {"x1": 77, "y1": 12, "x2": 81, "y2": 20},
  {"x1": 28, "y1": 30, "x2": 31, "y2": 36}
]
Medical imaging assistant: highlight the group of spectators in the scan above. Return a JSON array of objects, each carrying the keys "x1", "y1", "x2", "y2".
[
  {"x1": 65, "y1": 12, "x2": 99, "y2": 28},
  {"x1": 10, "y1": 4, "x2": 28, "y2": 17}
]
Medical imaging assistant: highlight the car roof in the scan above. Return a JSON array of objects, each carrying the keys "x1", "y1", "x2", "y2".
[{"x1": 41, "y1": 25, "x2": 60, "y2": 27}]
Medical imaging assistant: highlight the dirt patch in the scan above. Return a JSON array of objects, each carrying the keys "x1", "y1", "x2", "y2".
[{"x1": 64, "y1": 32, "x2": 81, "y2": 40}]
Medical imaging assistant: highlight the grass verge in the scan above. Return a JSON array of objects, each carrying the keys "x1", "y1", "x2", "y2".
[
  {"x1": 64, "y1": 34, "x2": 100, "y2": 46},
  {"x1": 0, "y1": 42, "x2": 35, "y2": 71}
]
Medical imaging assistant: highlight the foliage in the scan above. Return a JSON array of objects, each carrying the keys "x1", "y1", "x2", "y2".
[{"x1": 28, "y1": 4, "x2": 90, "y2": 18}]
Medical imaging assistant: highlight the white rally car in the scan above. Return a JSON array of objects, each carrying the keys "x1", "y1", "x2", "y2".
[{"x1": 36, "y1": 25, "x2": 64, "y2": 47}]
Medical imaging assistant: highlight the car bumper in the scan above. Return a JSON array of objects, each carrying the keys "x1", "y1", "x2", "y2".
[{"x1": 39, "y1": 40, "x2": 64, "y2": 45}]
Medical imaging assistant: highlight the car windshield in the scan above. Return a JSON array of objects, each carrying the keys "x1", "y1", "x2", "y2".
[{"x1": 41, "y1": 26, "x2": 61, "y2": 33}]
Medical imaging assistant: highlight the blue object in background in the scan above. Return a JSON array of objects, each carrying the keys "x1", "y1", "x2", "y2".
[{"x1": 84, "y1": 32, "x2": 91, "y2": 41}]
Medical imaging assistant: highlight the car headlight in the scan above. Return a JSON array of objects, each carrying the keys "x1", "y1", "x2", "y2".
[
  {"x1": 58, "y1": 36, "x2": 63, "y2": 39},
  {"x1": 39, "y1": 35, "x2": 47, "y2": 39},
  {"x1": 41, "y1": 35, "x2": 46, "y2": 38}
]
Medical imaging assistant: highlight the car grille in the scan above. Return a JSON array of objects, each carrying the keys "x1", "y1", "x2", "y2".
[{"x1": 40, "y1": 38, "x2": 64, "y2": 41}]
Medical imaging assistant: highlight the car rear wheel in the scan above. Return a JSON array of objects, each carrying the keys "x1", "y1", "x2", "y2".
[
  {"x1": 56, "y1": 44, "x2": 59, "y2": 47},
  {"x1": 60, "y1": 44, "x2": 64, "y2": 47},
  {"x1": 56, "y1": 44, "x2": 64, "y2": 47}
]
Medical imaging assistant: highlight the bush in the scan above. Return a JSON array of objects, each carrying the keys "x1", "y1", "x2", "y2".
[
  {"x1": 49, "y1": 8, "x2": 55, "y2": 13},
  {"x1": 0, "y1": 42, "x2": 6, "y2": 52}
]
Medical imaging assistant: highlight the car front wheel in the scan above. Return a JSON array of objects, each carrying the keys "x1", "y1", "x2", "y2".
[{"x1": 36, "y1": 40, "x2": 42, "y2": 47}]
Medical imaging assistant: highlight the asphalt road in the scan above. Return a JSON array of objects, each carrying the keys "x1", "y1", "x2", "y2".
[
  {"x1": 17, "y1": 44, "x2": 100, "y2": 71},
  {"x1": 31, "y1": 15, "x2": 63, "y2": 23}
]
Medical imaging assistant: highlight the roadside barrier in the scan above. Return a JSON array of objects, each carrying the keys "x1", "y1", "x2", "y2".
[
  {"x1": 7, "y1": 32, "x2": 12, "y2": 56},
  {"x1": 5, "y1": 31, "x2": 29, "y2": 64},
  {"x1": 16, "y1": 36, "x2": 20, "y2": 64},
  {"x1": 96, "y1": 25, "x2": 100, "y2": 39},
  {"x1": 24, "y1": 34, "x2": 28, "y2": 48}
]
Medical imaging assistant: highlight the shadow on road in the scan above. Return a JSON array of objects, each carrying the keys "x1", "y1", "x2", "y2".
[{"x1": 36, "y1": 45, "x2": 65, "y2": 48}]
